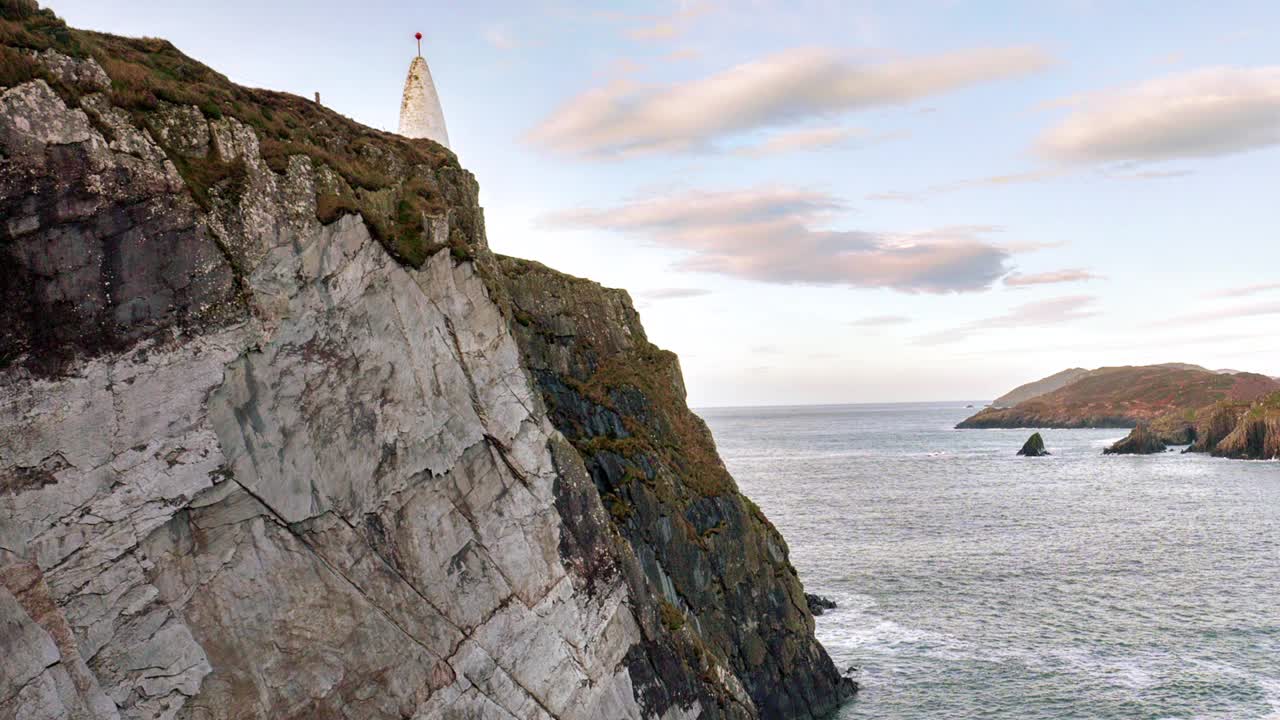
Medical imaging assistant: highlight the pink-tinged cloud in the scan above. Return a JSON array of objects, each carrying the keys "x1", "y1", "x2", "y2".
[
  {"x1": 1159, "y1": 300, "x2": 1280, "y2": 326},
  {"x1": 869, "y1": 167, "x2": 1066, "y2": 202},
  {"x1": 528, "y1": 46, "x2": 1053, "y2": 158},
  {"x1": 849, "y1": 314, "x2": 912, "y2": 327},
  {"x1": 543, "y1": 188, "x2": 1014, "y2": 293},
  {"x1": 1038, "y1": 66, "x2": 1280, "y2": 163},
  {"x1": 642, "y1": 287, "x2": 713, "y2": 300},
  {"x1": 735, "y1": 126, "x2": 869, "y2": 156},
  {"x1": 1004, "y1": 269, "x2": 1101, "y2": 286},
  {"x1": 1206, "y1": 282, "x2": 1280, "y2": 299},
  {"x1": 916, "y1": 295, "x2": 1100, "y2": 345}
]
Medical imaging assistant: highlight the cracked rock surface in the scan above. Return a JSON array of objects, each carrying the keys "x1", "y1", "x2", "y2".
[{"x1": 0, "y1": 34, "x2": 850, "y2": 720}]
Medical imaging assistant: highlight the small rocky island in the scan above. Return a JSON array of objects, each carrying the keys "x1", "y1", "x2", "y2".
[{"x1": 1017, "y1": 432, "x2": 1050, "y2": 456}]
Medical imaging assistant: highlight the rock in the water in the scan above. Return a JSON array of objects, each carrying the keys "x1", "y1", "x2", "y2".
[
  {"x1": 1017, "y1": 432, "x2": 1050, "y2": 456},
  {"x1": 1104, "y1": 424, "x2": 1168, "y2": 455},
  {"x1": 806, "y1": 593, "x2": 838, "y2": 616}
]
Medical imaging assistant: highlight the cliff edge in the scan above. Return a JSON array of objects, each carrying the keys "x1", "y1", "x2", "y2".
[{"x1": 0, "y1": 4, "x2": 851, "y2": 719}]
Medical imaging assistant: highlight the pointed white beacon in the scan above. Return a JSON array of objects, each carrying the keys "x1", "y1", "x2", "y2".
[{"x1": 398, "y1": 34, "x2": 450, "y2": 148}]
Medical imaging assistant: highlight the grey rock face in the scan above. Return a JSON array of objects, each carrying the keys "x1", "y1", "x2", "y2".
[{"x1": 0, "y1": 72, "x2": 654, "y2": 720}]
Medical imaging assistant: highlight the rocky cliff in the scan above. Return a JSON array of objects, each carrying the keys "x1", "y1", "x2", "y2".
[
  {"x1": 1211, "y1": 392, "x2": 1280, "y2": 460},
  {"x1": 1180, "y1": 401, "x2": 1249, "y2": 452},
  {"x1": 0, "y1": 5, "x2": 851, "y2": 719}
]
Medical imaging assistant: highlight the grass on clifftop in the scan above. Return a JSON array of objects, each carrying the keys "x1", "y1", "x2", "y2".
[{"x1": 1, "y1": 0, "x2": 464, "y2": 267}]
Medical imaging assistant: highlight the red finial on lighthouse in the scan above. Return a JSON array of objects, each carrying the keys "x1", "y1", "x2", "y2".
[{"x1": 415, "y1": 32, "x2": 423, "y2": 56}]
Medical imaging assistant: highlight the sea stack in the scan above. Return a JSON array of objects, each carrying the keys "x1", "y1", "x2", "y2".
[
  {"x1": 1018, "y1": 432, "x2": 1050, "y2": 457},
  {"x1": 1104, "y1": 424, "x2": 1168, "y2": 455},
  {"x1": 398, "y1": 32, "x2": 450, "y2": 147}
]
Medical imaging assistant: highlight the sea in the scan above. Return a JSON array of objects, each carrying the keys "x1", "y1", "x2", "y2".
[{"x1": 698, "y1": 402, "x2": 1280, "y2": 720}]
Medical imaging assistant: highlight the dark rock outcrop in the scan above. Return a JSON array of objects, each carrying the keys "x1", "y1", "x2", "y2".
[
  {"x1": 1103, "y1": 425, "x2": 1168, "y2": 455},
  {"x1": 0, "y1": 6, "x2": 851, "y2": 719},
  {"x1": 806, "y1": 594, "x2": 838, "y2": 616},
  {"x1": 1186, "y1": 401, "x2": 1251, "y2": 453},
  {"x1": 1017, "y1": 432, "x2": 1050, "y2": 456},
  {"x1": 1212, "y1": 392, "x2": 1280, "y2": 460}
]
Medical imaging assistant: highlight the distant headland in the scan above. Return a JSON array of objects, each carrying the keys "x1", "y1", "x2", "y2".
[{"x1": 959, "y1": 364, "x2": 1280, "y2": 459}]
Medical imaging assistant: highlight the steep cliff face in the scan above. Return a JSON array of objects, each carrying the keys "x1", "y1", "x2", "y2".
[
  {"x1": 0, "y1": 6, "x2": 849, "y2": 719},
  {"x1": 1212, "y1": 392, "x2": 1280, "y2": 460},
  {"x1": 498, "y1": 259, "x2": 855, "y2": 719},
  {"x1": 1185, "y1": 401, "x2": 1251, "y2": 453}
]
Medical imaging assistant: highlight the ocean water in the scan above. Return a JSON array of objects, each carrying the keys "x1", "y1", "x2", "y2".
[{"x1": 699, "y1": 402, "x2": 1280, "y2": 720}]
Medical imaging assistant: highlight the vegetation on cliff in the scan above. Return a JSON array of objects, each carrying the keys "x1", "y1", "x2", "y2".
[{"x1": 1, "y1": 0, "x2": 472, "y2": 267}]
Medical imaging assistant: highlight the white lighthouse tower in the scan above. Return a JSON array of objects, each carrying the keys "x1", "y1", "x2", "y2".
[{"x1": 398, "y1": 33, "x2": 450, "y2": 148}]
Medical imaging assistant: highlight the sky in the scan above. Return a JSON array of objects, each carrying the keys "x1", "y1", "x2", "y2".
[{"x1": 50, "y1": 0, "x2": 1280, "y2": 406}]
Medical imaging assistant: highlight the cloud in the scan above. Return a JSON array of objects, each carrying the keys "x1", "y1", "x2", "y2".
[
  {"x1": 849, "y1": 314, "x2": 911, "y2": 327},
  {"x1": 664, "y1": 48, "x2": 700, "y2": 63},
  {"x1": 1159, "y1": 300, "x2": 1280, "y2": 326},
  {"x1": 1004, "y1": 269, "x2": 1101, "y2": 287},
  {"x1": 734, "y1": 126, "x2": 868, "y2": 156},
  {"x1": 600, "y1": 58, "x2": 646, "y2": 78},
  {"x1": 952, "y1": 331, "x2": 1260, "y2": 359},
  {"x1": 916, "y1": 295, "x2": 1099, "y2": 344},
  {"x1": 623, "y1": 2, "x2": 712, "y2": 42},
  {"x1": 1037, "y1": 66, "x2": 1280, "y2": 163},
  {"x1": 527, "y1": 45, "x2": 1053, "y2": 158},
  {"x1": 543, "y1": 188, "x2": 1014, "y2": 293},
  {"x1": 642, "y1": 287, "x2": 713, "y2": 300},
  {"x1": 1206, "y1": 282, "x2": 1280, "y2": 299},
  {"x1": 484, "y1": 26, "x2": 518, "y2": 51},
  {"x1": 1106, "y1": 168, "x2": 1195, "y2": 180},
  {"x1": 868, "y1": 167, "x2": 1064, "y2": 202}
]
